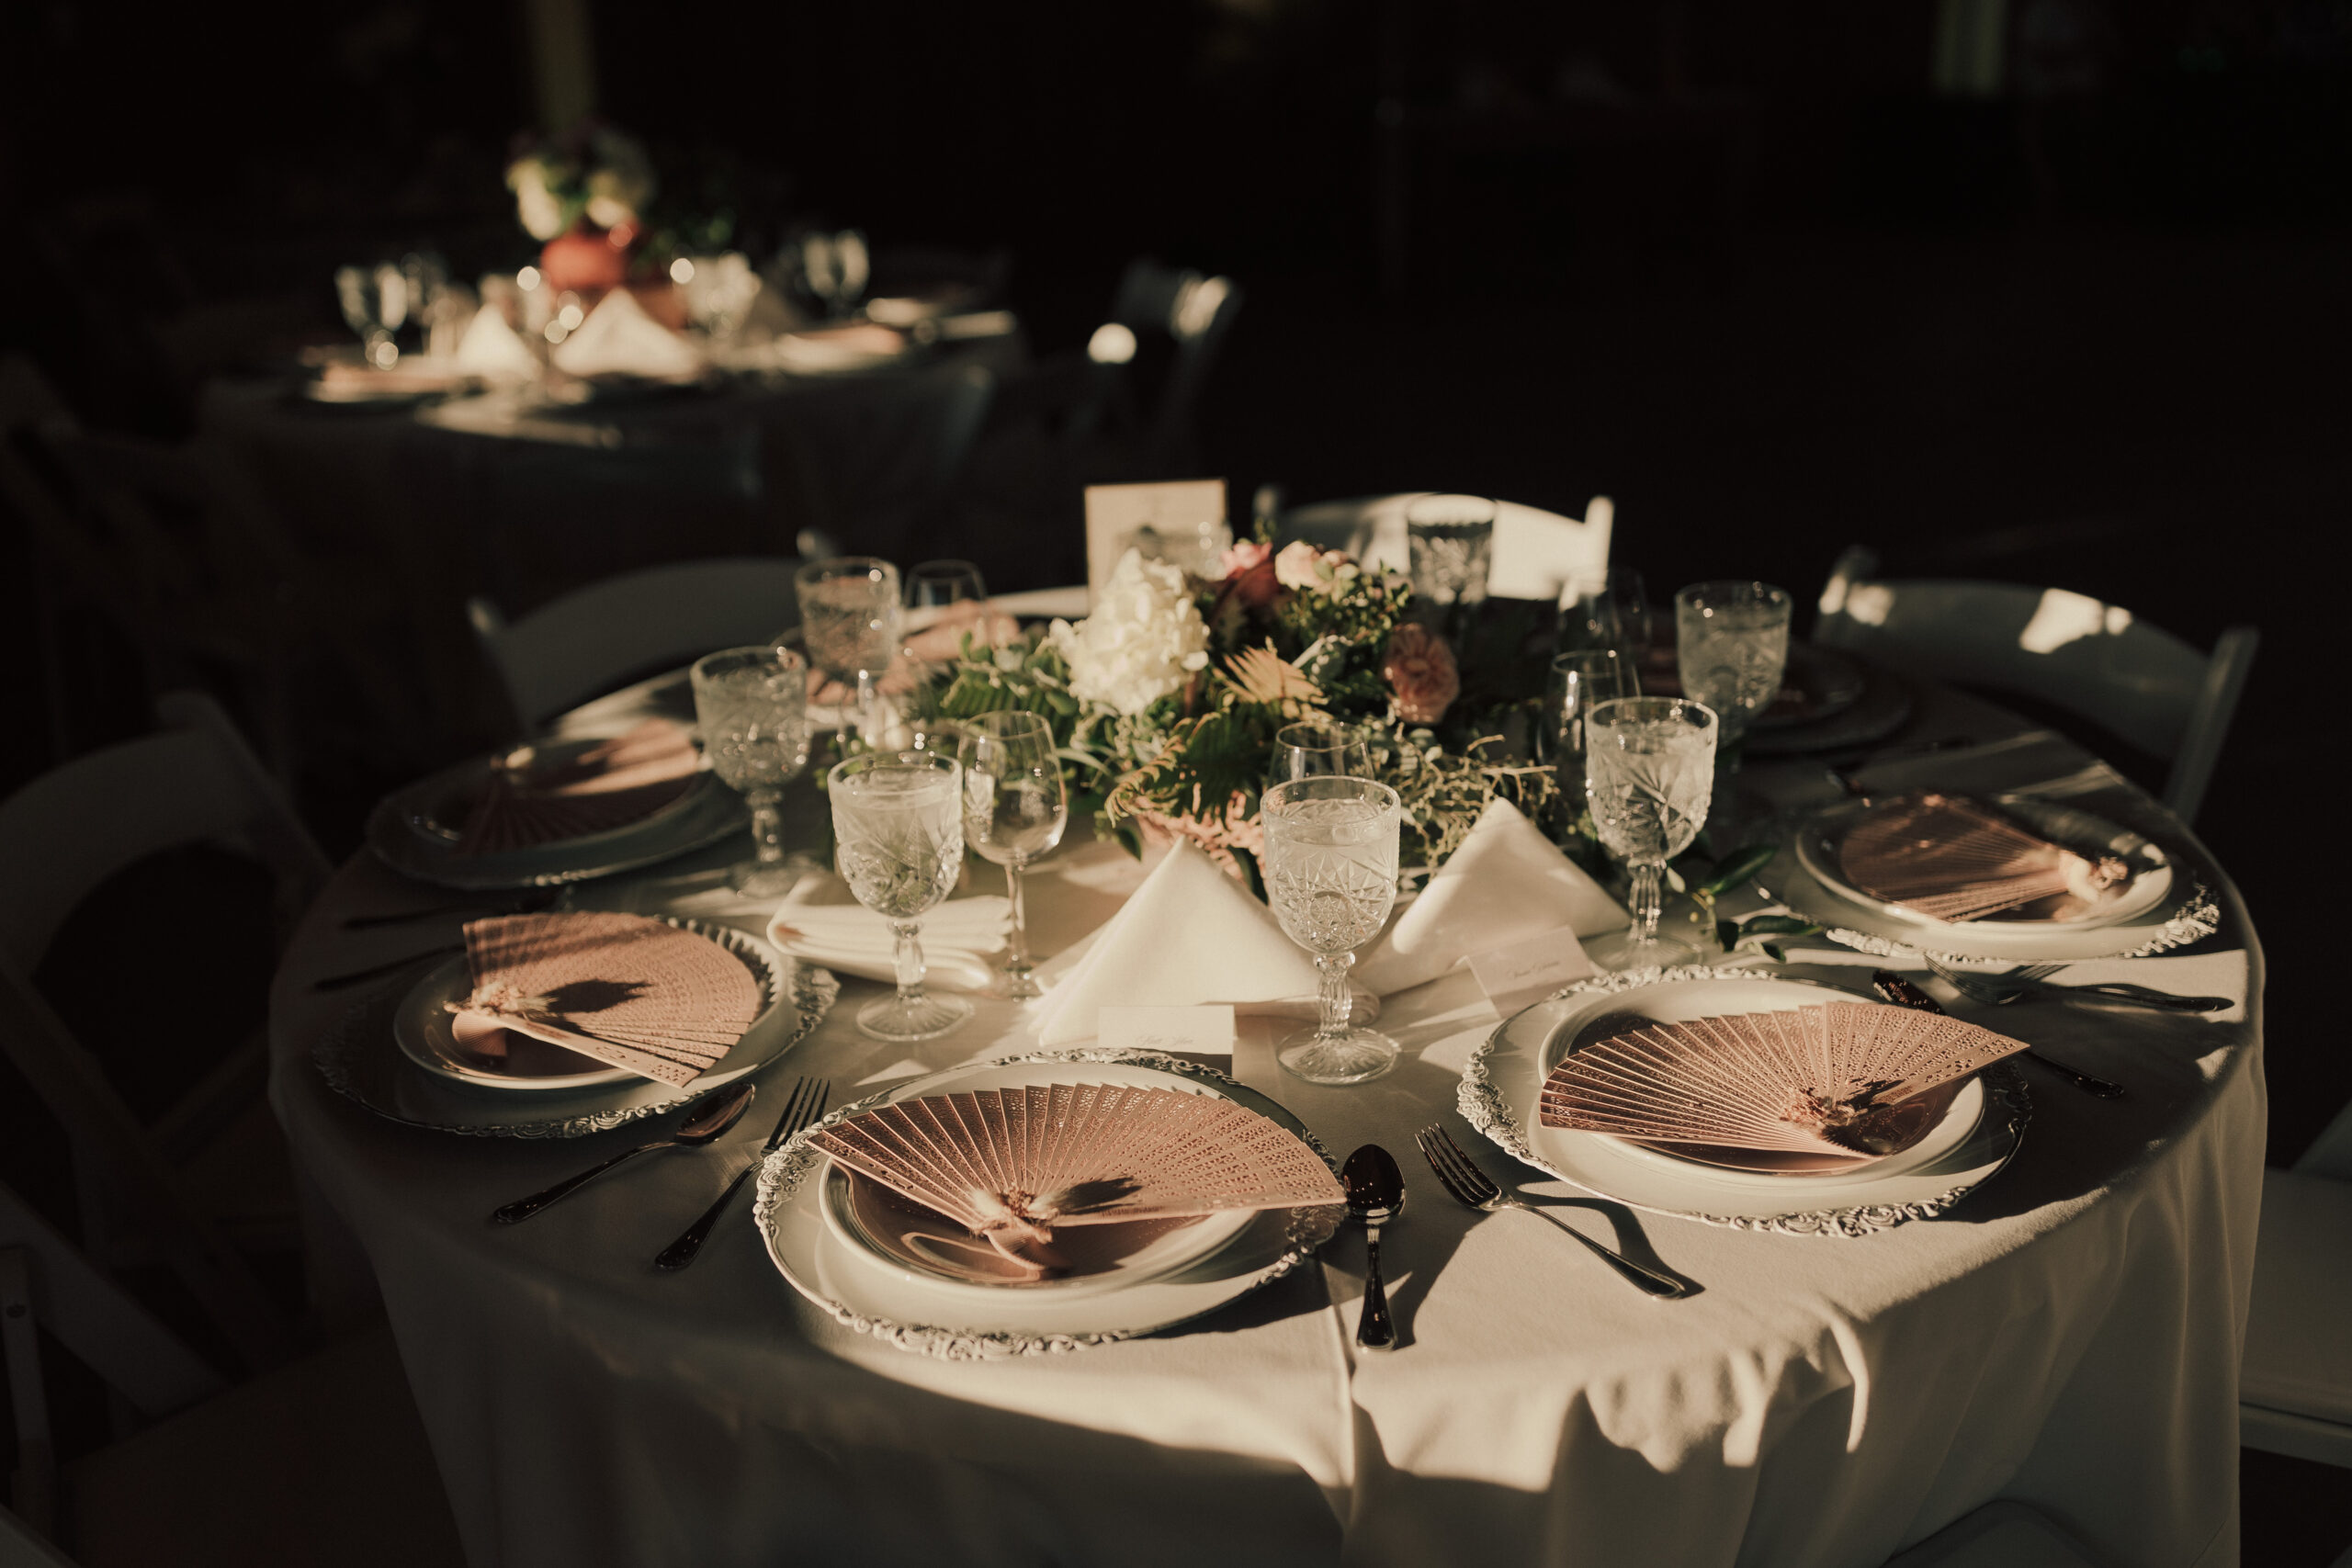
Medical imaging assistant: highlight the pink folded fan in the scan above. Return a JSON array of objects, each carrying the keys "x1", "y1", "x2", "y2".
[
  {"x1": 446, "y1": 911, "x2": 762, "y2": 1087},
  {"x1": 1540, "y1": 1002, "x2": 2028, "y2": 1167},
  {"x1": 809, "y1": 1085, "x2": 1342, "y2": 1277},
  {"x1": 456, "y1": 720, "x2": 699, "y2": 857},
  {"x1": 1838, "y1": 790, "x2": 2130, "y2": 923}
]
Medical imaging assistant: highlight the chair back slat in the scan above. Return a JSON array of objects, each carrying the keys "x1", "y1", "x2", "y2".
[{"x1": 470, "y1": 556, "x2": 808, "y2": 731}]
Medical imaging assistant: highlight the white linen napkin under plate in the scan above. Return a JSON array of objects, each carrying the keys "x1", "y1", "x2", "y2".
[
  {"x1": 1030, "y1": 841, "x2": 1327, "y2": 1047},
  {"x1": 765, "y1": 876, "x2": 1009, "y2": 993},
  {"x1": 1353, "y1": 795, "x2": 1626, "y2": 995},
  {"x1": 550, "y1": 288, "x2": 706, "y2": 381}
]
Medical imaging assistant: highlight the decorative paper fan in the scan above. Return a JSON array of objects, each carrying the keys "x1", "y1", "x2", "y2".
[
  {"x1": 1839, "y1": 790, "x2": 2130, "y2": 922},
  {"x1": 447, "y1": 911, "x2": 763, "y2": 1087},
  {"x1": 455, "y1": 720, "x2": 699, "y2": 857},
  {"x1": 1539, "y1": 1002, "x2": 2028, "y2": 1160},
  {"x1": 809, "y1": 1085, "x2": 1343, "y2": 1277}
]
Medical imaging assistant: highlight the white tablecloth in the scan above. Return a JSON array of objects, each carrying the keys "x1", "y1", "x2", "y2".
[{"x1": 266, "y1": 685, "x2": 2263, "y2": 1568}]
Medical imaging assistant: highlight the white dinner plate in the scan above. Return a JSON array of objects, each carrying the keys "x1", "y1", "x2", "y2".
[
  {"x1": 1776, "y1": 795, "x2": 2216, "y2": 962},
  {"x1": 755, "y1": 1051, "x2": 1344, "y2": 1356},
  {"x1": 365, "y1": 742, "x2": 746, "y2": 891},
  {"x1": 1458, "y1": 968, "x2": 2030, "y2": 1236},
  {"x1": 390, "y1": 918, "x2": 782, "y2": 1094}
]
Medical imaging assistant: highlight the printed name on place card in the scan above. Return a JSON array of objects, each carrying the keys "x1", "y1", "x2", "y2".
[{"x1": 1467, "y1": 928, "x2": 1595, "y2": 1017}]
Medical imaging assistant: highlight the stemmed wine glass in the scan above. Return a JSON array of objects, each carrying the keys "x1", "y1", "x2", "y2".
[
  {"x1": 795, "y1": 557, "x2": 901, "y2": 742},
  {"x1": 1674, "y1": 581, "x2": 1792, "y2": 744},
  {"x1": 957, "y1": 712, "x2": 1067, "y2": 998},
  {"x1": 829, "y1": 750, "x2": 972, "y2": 1041},
  {"x1": 1403, "y1": 494, "x2": 1497, "y2": 611},
  {"x1": 1581, "y1": 697, "x2": 1718, "y2": 971},
  {"x1": 1266, "y1": 721, "x2": 1374, "y2": 788},
  {"x1": 334, "y1": 262, "x2": 410, "y2": 369},
  {"x1": 1262, "y1": 776, "x2": 1403, "y2": 1086},
  {"x1": 690, "y1": 647, "x2": 813, "y2": 897},
  {"x1": 1542, "y1": 648, "x2": 1635, "y2": 802}
]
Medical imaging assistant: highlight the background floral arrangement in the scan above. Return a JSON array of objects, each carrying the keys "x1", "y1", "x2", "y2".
[
  {"x1": 506, "y1": 123, "x2": 658, "y2": 243},
  {"x1": 906, "y1": 536, "x2": 1573, "y2": 893}
]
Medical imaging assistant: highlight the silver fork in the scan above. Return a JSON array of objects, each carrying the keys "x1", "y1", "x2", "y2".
[
  {"x1": 1925, "y1": 956, "x2": 2230, "y2": 1013},
  {"x1": 653, "y1": 1076, "x2": 831, "y2": 1271},
  {"x1": 1415, "y1": 1125, "x2": 1689, "y2": 1298}
]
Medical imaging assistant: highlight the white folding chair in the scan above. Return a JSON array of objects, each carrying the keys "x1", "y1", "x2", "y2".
[
  {"x1": 1881, "y1": 1500, "x2": 2104, "y2": 1567},
  {"x1": 1815, "y1": 547, "x2": 2257, "y2": 824},
  {"x1": 467, "y1": 555, "x2": 805, "y2": 732},
  {"x1": 0, "y1": 691, "x2": 328, "y2": 1372},
  {"x1": 1279, "y1": 492, "x2": 1614, "y2": 604},
  {"x1": 2242, "y1": 1100, "x2": 2352, "y2": 1469}
]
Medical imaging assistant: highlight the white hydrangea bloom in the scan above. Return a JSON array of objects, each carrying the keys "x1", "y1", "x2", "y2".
[{"x1": 1050, "y1": 550, "x2": 1211, "y2": 716}]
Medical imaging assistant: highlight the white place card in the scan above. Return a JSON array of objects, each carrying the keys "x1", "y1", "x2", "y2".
[
  {"x1": 1096, "y1": 1004, "x2": 1237, "y2": 1058},
  {"x1": 1467, "y1": 928, "x2": 1595, "y2": 1018}
]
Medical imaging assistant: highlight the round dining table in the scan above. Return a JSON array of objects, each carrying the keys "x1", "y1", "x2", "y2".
[{"x1": 266, "y1": 675, "x2": 2262, "y2": 1568}]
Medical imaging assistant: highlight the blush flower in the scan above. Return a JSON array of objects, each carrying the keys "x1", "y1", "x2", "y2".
[
  {"x1": 1382, "y1": 623, "x2": 1460, "y2": 725},
  {"x1": 1216, "y1": 538, "x2": 1283, "y2": 611}
]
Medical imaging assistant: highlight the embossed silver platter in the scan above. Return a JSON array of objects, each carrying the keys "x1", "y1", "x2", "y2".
[
  {"x1": 755, "y1": 1050, "x2": 1345, "y2": 1359},
  {"x1": 1459, "y1": 967, "x2": 2030, "y2": 1237},
  {"x1": 314, "y1": 919, "x2": 836, "y2": 1138}
]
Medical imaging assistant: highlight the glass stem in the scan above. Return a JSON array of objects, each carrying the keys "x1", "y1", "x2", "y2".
[
  {"x1": 1316, "y1": 952, "x2": 1355, "y2": 1038},
  {"x1": 1629, "y1": 863, "x2": 1664, "y2": 944},
  {"x1": 855, "y1": 671, "x2": 879, "y2": 744},
  {"x1": 749, "y1": 792, "x2": 785, "y2": 867},
  {"x1": 1003, "y1": 860, "x2": 1032, "y2": 978},
  {"x1": 890, "y1": 919, "x2": 924, "y2": 1004}
]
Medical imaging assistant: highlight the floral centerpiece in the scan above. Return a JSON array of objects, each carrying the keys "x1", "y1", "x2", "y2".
[
  {"x1": 506, "y1": 123, "x2": 658, "y2": 295},
  {"x1": 903, "y1": 537, "x2": 1571, "y2": 894}
]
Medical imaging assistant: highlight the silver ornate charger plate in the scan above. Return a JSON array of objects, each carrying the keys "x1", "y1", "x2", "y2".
[
  {"x1": 1779, "y1": 795, "x2": 2217, "y2": 963},
  {"x1": 754, "y1": 1050, "x2": 1345, "y2": 1359},
  {"x1": 1458, "y1": 967, "x2": 2030, "y2": 1237},
  {"x1": 314, "y1": 920, "x2": 836, "y2": 1138},
  {"x1": 364, "y1": 741, "x2": 746, "y2": 891}
]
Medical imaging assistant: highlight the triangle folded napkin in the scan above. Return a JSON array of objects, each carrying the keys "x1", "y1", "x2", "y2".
[
  {"x1": 447, "y1": 911, "x2": 763, "y2": 1087},
  {"x1": 1031, "y1": 841, "x2": 1328, "y2": 1047},
  {"x1": 458, "y1": 719, "x2": 699, "y2": 857},
  {"x1": 1353, "y1": 796, "x2": 1626, "y2": 995},
  {"x1": 454, "y1": 303, "x2": 540, "y2": 381},
  {"x1": 764, "y1": 878, "x2": 1010, "y2": 993},
  {"x1": 549, "y1": 288, "x2": 705, "y2": 380}
]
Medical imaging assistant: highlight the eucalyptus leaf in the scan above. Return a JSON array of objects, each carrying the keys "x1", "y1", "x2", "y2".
[
  {"x1": 1735, "y1": 914, "x2": 1821, "y2": 938},
  {"x1": 1697, "y1": 842, "x2": 1778, "y2": 899}
]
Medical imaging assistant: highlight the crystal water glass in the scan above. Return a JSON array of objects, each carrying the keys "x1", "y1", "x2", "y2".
[
  {"x1": 1404, "y1": 494, "x2": 1498, "y2": 609},
  {"x1": 691, "y1": 647, "x2": 813, "y2": 897},
  {"x1": 1267, "y1": 721, "x2": 1374, "y2": 788},
  {"x1": 1674, "y1": 581, "x2": 1792, "y2": 743},
  {"x1": 334, "y1": 262, "x2": 410, "y2": 369},
  {"x1": 830, "y1": 750, "x2": 973, "y2": 1041},
  {"x1": 1262, "y1": 777, "x2": 1403, "y2": 1086},
  {"x1": 908, "y1": 559, "x2": 988, "y2": 614},
  {"x1": 1543, "y1": 648, "x2": 1635, "y2": 802},
  {"x1": 796, "y1": 557, "x2": 901, "y2": 742},
  {"x1": 957, "y1": 712, "x2": 1066, "y2": 998},
  {"x1": 1583, "y1": 697, "x2": 1718, "y2": 970}
]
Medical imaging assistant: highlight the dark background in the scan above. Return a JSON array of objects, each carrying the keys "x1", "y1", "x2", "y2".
[{"x1": 2, "y1": 1, "x2": 2347, "y2": 1555}]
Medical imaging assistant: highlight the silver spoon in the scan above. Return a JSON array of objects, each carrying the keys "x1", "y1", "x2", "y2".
[
  {"x1": 492, "y1": 1082, "x2": 757, "y2": 1224},
  {"x1": 1343, "y1": 1144, "x2": 1406, "y2": 1352}
]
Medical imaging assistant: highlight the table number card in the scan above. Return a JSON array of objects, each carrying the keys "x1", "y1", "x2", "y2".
[
  {"x1": 1084, "y1": 480, "x2": 1229, "y2": 604},
  {"x1": 1467, "y1": 928, "x2": 1595, "y2": 1018},
  {"x1": 1097, "y1": 1005, "x2": 1237, "y2": 1059}
]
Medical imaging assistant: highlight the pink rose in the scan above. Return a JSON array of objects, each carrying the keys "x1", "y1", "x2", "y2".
[
  {"x1": 1383, "y1": 623, "x2": 1460, "y2": 724},
  {"x1": 1216, "y1": 539, "x2": 1272, "y2": 579}
]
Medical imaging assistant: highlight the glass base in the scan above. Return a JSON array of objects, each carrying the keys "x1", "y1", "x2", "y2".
[
  {"x1": 1584, "y1": 928, "x2": 1700, "y2": 973},
  {"x1": 855, "y1": 990, "x2": 973, "y2": 1043},
  {"x1": 1277, "y1": 1027, "x2": 1400, "y2": 1087}
]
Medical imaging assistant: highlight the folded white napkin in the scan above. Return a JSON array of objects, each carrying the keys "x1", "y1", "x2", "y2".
[
  {"x1": 454, "y1": 303, "x2": 540, "y2": 381},
  {"x1": 551, "y1": 288, "x2": 705, "y2": 380},
  {"x1": 1354, "y1": 796, "x2": 1626, "y2": 995},
  {"x1": 1031, "y1": 842, "x2": 1325, "y2": 1046},
  {"x1": 765, "y1": 877, "x2": 1010, "y2": 993}
]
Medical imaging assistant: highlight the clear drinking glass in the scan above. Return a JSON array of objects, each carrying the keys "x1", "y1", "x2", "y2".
[
  {"x1": 334, "y1": 262, "x2": 410, "y2": 369},
  {"x1": 1582, "y1": 697, "x2": 1718, "y2": 971},
  {"x1": 908, "y1": 559, "x2": 988, "y2": 613},
  {"x1": 691, "y1": 647, "x2": 813, "y2": 897},
  {"x1": 795, "y1": 557, "x2": 902, "y2": 742},
  {"x1": 1674, "y1": 581, "x2": 1792, "y2": 743},
  {"x1": 1262, "y1": 777, "x2": 1404, "y2": 1086},
  {"x1": 1542, "y1": 649, "x2": 1635, "y2": 799},
  {"x1": 1403, "y1": 494, "x2": 1498, "y2": 609},
  {"x1": 829, "y1": 750, "x2": 973, "y2": 1041},
  {"x1": 957, "y1": 712, "x2": 1067, "y2": 998},
  {"x1": 1267, "y1": 721, "x2": 1374, "y2": 788}
]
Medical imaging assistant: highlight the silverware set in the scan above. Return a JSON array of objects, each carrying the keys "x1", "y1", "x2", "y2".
[
  {"x1": 656, "y1": 1077, "x2": 831, "y2": 1270},
  {"x1": 1922, "y1": 956, "x2": 2231, "y2": 1014},
  {"x1": 1871, "y1": 970, "x2": 2126, "y2": 1100}
]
